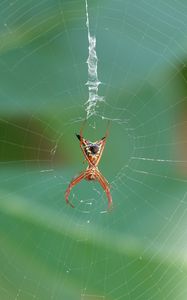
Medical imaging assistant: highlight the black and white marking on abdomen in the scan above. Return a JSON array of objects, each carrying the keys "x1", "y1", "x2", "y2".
[
  {"x1": 84, "y1": 143, "x2": 101, "y2": 157},
  {"x1": 89, "y1": 144, "x2": 100, "y2": 154}
]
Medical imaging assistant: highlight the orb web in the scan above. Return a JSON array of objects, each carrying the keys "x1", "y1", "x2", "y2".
[{"x1": 0, "y1": 0, "x2": 187, "y2": 300}]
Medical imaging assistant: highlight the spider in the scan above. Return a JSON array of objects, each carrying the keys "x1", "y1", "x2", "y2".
[{"x1": 65, "y1": 122, "x2": 112, "y2": 210}]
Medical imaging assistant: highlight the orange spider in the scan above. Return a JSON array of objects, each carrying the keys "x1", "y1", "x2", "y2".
[{"x1": 65, "y1": 122, "x2": 112, "y2": 209}]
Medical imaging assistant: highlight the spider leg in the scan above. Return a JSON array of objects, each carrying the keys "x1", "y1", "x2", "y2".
[
  {"x1": 80, "y1": 119, "x2": 87, "y2": 137},
  {"x1": 65, "y1": 171, "x2": 87, "y2": 208},
  {"x1": 76, "y1": 119, "x2": 87, "y2": 142},
  {"x1": 101, "y1": 120, "x2": 111, "y2": 140},
  {"x1": 95, "y1": 170, "x2": 112, "y2": 210}
]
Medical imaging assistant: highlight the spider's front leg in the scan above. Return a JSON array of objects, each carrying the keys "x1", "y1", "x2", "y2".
[
  {"x1": 95, "y1": 170, "x2": 112, "y2": 210},
  {"x1": 65, "y1": 170, "x2": 88, "y2": 208}
]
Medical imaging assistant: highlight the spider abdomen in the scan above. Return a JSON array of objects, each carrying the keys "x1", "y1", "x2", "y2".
[{"x1": 89, "y1": 144, "x2": 99, "y2": 154}]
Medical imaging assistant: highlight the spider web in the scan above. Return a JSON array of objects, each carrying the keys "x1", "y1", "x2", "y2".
[{"x1": 0, "y1": 0, "x2": 187, "y2": 299}]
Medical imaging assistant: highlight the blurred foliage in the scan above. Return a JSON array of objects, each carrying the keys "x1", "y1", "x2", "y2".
[{"x1": 0, "y1": 0, "x2": 187, "y2": 300}]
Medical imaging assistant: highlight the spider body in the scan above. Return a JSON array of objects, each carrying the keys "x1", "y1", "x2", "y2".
[
  {"x1": 85, "y1": 166, "x2": 98, "y2": 181},
  {"x1": 76, "y1": 134, "x2": 102, "y2": 166},
  {"x1": 65, "y1": 123, "x2": 112, "y2": 209}
]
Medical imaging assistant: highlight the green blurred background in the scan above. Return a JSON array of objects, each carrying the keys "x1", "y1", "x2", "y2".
[{"x1": 0, "y1": 0, "x2": 187, "y2": 299}]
